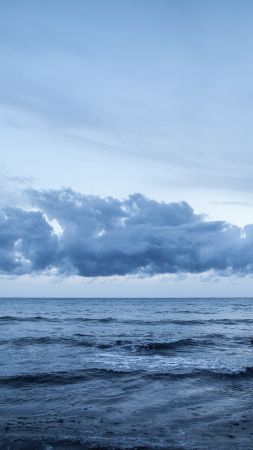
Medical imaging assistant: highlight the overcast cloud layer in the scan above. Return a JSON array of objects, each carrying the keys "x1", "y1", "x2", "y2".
[{"x1": 1, "y1": 188, "x2": 253, "y2": 278}]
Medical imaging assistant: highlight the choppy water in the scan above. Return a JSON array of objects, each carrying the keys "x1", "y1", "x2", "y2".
[{"x1": 1, "y1": 298, "x2": 253, "y2": 449}]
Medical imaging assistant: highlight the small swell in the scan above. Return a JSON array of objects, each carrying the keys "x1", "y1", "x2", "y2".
[
  {"x1": 96, "y1": 318, "x2": 253, "y2": 325},
  {"x1": 0, "y1": 315, "x2": 56, "y2": 323},
  {"x1": 0, "y1": 336, "x2": 94, "y2": 347},
  {"x1": 146, "y1": 366, "x2": 253, "y2": 381},
  {"x1": 130, "y1": 334, "x2": 231, "y2": 353},
  {"x1": 195, "y1": 366, "x2": 253, "y2": 380},
  {"x1": 0, "y1": 316, "x2": 114, "y2": 324},
  {"x1": 3, "y1": 365, "x2": 253, "y2": 387},
  {"x1": 2, "y1": 315, "x2": 253, "y2": 326},
  {"x1": 221, "y1": 366, "x2": 253, "y2": 379},
  {"x1": 0, "y1": 369, "x2": 135, "y2": 387},
  {"x1": 139, "y1": 318, "x2": 253, "y2": 326},
  {"x1": 0, "y1": 335, "x2": 133, "y2": 350},
  {"x1": 66, "y1": 317, "x2": 115, "y2": 323},
  {"x1": 0, "y1": 333, "x2": 237, "y2": 350},
  {"x1": 132, "y1": 338, "x2": 197, "y2": 352}
]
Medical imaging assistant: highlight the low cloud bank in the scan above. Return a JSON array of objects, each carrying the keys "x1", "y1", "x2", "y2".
[{"x1": 1, "y1": 188, "x2": 253, "y2": 277}]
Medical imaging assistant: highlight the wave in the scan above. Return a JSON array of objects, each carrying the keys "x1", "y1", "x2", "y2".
[
  {"x1": 210, "y1": 366, "x2": 253, "y2": 379},
  {"x1": 0, "y1": 369, "x2": 134, "y2": 387},
  {"x1": 145, "y1": 366, "x2": 253, "y2": 381},
  {"x1": 0, "y1": 336, "x2": 92, "y2": 347},
  {"x1": 0, "y1": 335, "x2": 134, "y2": 350},
  {"x1": 147, "y1": 318, "x2": 253, "y2": 325},
  {"x1": 72, "y1": 317, "x2": 114, "y2": 323},
  {"x1": 128, "y1": 318, "x2": 253, "y2": 325},
  {"x1": 1, "y1": 333, "x2": 248, "y2": 352},
  {"x1": 0, "y1": 315, "x2": 114, "y2": 324},
  {"x1": 0, "y1": 315, "x2": 57, "y2": 323},
  {"x1": 2, "y1": 314, "x2": 253, "y2": 326},
  {"x1": 131, "y1": 338, "x2": 202, "y2": 353},
  {"x1": 2, "y1": 365, "x2": 253, "y2": 388}
]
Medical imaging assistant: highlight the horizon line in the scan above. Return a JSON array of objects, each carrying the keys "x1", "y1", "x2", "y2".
[{"x1": 1, "y1": 296, "x2": 253, "y2": 300}]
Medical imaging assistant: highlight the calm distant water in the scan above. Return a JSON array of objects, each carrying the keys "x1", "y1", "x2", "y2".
[{"x1": 1, "y1": 298, "x2": 253, "y2": 449}]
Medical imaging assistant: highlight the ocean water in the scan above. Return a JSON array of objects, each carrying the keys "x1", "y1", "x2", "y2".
[{"x1": 1, "y1": 298, "x2": 253, "y2": 449}]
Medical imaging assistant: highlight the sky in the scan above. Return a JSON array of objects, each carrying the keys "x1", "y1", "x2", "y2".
[{"x1": 1, "y1": 0, "x2": 253, "y2": 297}]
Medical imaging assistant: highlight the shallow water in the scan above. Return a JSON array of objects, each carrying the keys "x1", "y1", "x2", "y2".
[{"x1": 1, "y1": 297, "x2": 253, "y2": 449}]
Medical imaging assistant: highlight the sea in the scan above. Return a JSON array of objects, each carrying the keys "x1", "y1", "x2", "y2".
[{"x1": 1, "y1": 298, "x2": 253, "y2": 449}]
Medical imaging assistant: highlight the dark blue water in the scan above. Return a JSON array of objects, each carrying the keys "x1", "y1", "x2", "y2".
[{"x1": 1, "y1": 298, "x2": 253, "y2": 449}]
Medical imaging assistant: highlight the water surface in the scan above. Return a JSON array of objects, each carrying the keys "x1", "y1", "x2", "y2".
[{"x1": 1, "y1": 297, "x2": 253, "y2": 449}]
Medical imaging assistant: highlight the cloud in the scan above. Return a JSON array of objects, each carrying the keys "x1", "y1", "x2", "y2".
[
  {"x1": 1, "y1": 188, "x2": 253, "y2": 277},
  {"x1": 0, "y1": 206, "x2": 58, "y2": 275}
]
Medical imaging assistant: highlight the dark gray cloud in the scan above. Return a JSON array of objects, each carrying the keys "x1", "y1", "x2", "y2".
[
  {"x1": 1, "y1": 188, "x2": 253, "y2": 277},
  {"x1": 0, "y1": 206, "x2": 57, "y2": 275}
]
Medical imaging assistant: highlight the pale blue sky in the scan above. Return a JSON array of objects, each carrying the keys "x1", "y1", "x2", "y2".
[{"x1": 1, "y1": 0, "x2": 253, "y2": 296}]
